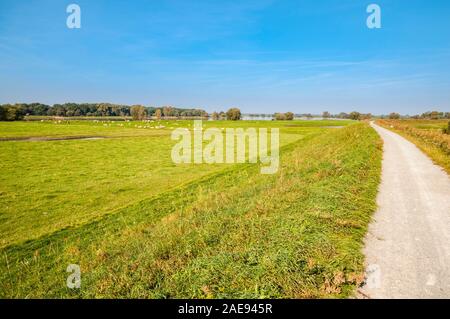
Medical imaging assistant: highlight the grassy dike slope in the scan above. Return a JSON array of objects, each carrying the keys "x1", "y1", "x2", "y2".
[{"x1": 0, "y1": 123, "x2": 381, "y2": 298}]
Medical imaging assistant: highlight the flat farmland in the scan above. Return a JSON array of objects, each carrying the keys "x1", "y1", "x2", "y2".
[
  {"x1": 0, "y1": 119, "x2": 331, "y2": 247},
  {"x1": 0, "y1": 119, "x2": 382, "y2": 298}
]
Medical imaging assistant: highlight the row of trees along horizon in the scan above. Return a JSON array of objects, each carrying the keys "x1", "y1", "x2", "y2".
[{"x1": 0, "y1": 102, "x2": 449, "y2": 122}]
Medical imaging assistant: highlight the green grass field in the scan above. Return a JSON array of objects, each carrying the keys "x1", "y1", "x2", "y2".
[
  {"x1": 0, "y1": 119, "x2": 381, "y2": 298},
  {"x1": 399, "y1": 119, "x2": 448, "y2": 130}
]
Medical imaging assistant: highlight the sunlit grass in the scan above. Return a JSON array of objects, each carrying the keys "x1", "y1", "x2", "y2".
[
  {"x1": 0, "y1": 121, "x2": 381, "y2": 298},
  {"x1": 377, "y1": 119, "x2": 450, "y2": 173},
  {"x1": 0, "y1": 120, "x2": 331, "y2": 247}
]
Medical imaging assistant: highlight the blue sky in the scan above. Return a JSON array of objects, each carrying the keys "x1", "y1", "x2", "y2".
[{"x1": 0, "y1": 0, "x2": 449, "y2": 114}]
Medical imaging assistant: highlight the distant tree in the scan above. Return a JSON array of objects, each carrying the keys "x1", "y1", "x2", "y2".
[
  {"x1": 322, "y1": 111, "x2": 331, "y2": 119},
  {"x1": 275, "y1": 112, "x2": 294, "y2": 120},
  {"x1": 6, "y1": 106, "x2": 17, "y2": 121},
  {"x1": 285, "y1": 112, "x2": 294, "y2": 120},
  {"x1": 389, "y1": 112, "x2": 401, "y2": 119},
  {"x1": 0, "y1": 102, "x2": 208, "y2": 120},
  {"x1": 130, "y1": 105, "x2": 147, "y2": 120},
  {"x1": 226, "y1": 108, "x2": 241, "y2": 120},
  {"x1": 349, "y1": 111, "x2": 361, "y2": 120},
  {"x1": 162, "y1": 106, "x2": 174, "y2": 117},
  {"x1": 430, "y1": 111, "x2": 440, "y2": 120},
  {"x1": 0, "y1": 105, "x2": 6, "y2": 121},
  {"x1": 25, "y1": 103, "x2": 50, "y2": 115},
  {"x1": 421, "y1": 110, "x2": 443, "y2": 119},
  {"x1": 211, "y1": 112, "x2": 220, "y2": 120},
  {"x1": 46, "y1": 107, "x2": 55, "y2": 116},
  {"x1": 360, "y1": 113, "x2": 372, "y2": 120},
  {"x1": 0, "y1": 105, "x2": 25, "y2": 121},
  {"x1": 155, "y1": 109, "x2": 162, "y2": 120},
  {"x1": 337, "y1": 112, "x2": 349, "y2": 119},
  {"x1": 201, "y1": 110, "x2": 209, "y2": 118},
  {"x1": 53, "y1": 104, "x2": 66, "y2": 116},
  {"x1": 144, "y1": 107, "x2": 156, "y2": 116}
]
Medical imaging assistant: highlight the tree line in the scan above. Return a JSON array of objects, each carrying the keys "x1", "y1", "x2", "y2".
[
  {"x1": 1, "y1": 103, "x2": 448, "y2": 122},
  {"x1": 321, "y1": 111, "x2": 450, "y2": 120},
  {"x1": 0, "y1": 103, "x2": 208, "y2": 121}
]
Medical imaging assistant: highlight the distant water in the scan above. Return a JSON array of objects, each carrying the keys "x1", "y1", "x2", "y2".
[
  {"x1": 210, "y1": 115, "x2": 346, "y2": 121},
  {"x1": 241, "y1": 115, "x2": 274, "y2": 121},
  {"x1": 241, "y1": 115, "x2": 337, "y2": 121}
]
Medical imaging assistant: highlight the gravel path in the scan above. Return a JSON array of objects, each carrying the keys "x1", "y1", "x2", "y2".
[{"x1": 359, "y1": 122, "x2": 450, "y2": 298}]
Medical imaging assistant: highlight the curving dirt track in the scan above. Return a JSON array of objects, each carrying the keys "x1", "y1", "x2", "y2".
[{"x1": 359, "y1": 122, "x2": 450, "y2": 299}]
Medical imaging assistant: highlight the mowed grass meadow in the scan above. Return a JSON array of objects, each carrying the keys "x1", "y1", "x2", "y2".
[{"x1": 0, "y1": 119, "x2": 382, "y2": 298}]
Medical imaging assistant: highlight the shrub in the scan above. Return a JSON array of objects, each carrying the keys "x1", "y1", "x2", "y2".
[
  {"x1": 274, "y1": 112, "x2": 294, "y2": 120},
  {"x1": 155, "y1": 109, "x2": 162, "y2": 120},
  {"x1": 211, "y1": 112, "x2": 220, "y2": 120},
  {"x1": 349, "y1": 111, "x2": 361, "y2": 121},
  {"x1": 130, "y1": 105, "x2": 147, "y2": 120},
  {"x1": 443, "y1": 121, "x2": 450, "y2": 135},
  {"x1": 226, "y1": 108, "x2": 241, "y2": 121},
  {"x1": 0, "y1": 104, "x2": 25, "y2": 121},
  {"x1": 389, "y1": 112, "x2": 401, "y2": 119},
  {"x1": 0, "y1": 105, "x2": 5, "y2": 121}
]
